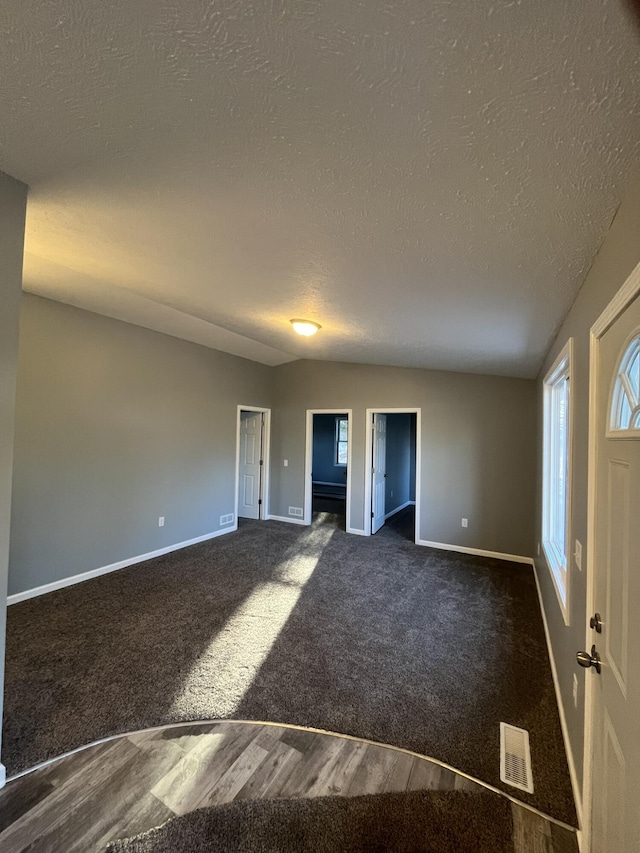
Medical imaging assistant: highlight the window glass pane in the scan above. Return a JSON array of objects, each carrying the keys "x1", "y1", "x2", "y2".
[
  {"x1": 632, "y1": 409, "x2": 640, "y2": 429},
  {"x1": 335, "y1": 418, "x2": 348, "y2": 465},
  {"x1": 554, "y1": 378, "x2": 567, "y2": 562},
  {"x1": 627, "y1": 349, "x2": 639, "y2": 402},
  {"x1": 619, "y1": 391, "x2": 632, "y2": 430}
]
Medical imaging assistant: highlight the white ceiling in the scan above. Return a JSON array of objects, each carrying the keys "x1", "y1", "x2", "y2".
[{"x1": 1, "y1": 1, "x2": 639, "y2": 377}]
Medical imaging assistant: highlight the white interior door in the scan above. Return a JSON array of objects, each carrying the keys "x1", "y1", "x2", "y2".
[
  {"x1": 238, "y1": 411, "x2": 263, "y2": 520},
  {"x1": 371, "y1": 413, "x2": 387, "y2": 533},
  {"x1": 588, "y1": 293, "x2": 640, "y2": 852}
]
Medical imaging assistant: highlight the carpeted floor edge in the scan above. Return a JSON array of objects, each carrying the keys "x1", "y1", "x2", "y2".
[{"x1": 106, "y1": 789, "x2": 515, "y2": 853}]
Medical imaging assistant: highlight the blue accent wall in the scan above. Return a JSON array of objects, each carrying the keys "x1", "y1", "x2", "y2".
[
  {"x1": 385, "y1": 413, "x2": 416, "y2": 515},
  {"x1": 312, "y1": 414, "x2": 347, "y2": 485}
]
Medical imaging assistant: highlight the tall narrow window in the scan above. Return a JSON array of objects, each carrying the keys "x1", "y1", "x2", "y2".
[
  {"x1": 335, "y1": 417, "x2": 348, "y2": 466},
  {"x1": 542, "y1": 339, "x2": 573, "y2": 622}
]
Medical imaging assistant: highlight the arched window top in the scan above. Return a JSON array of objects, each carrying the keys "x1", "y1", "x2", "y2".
[{"x1": 610, "y1": 333, "x2": 640, "y2": 434}]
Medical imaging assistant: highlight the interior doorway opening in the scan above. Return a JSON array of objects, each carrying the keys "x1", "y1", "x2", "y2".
[
  {"x1": 365, "y1": 409, "x2": 421, "y2": 542},
  {"x1": 304, "y1": 409, "x2": 353, "y2": 531},
  {"x1": 235, "y1": 406, "x2": 270, "y2": 522}
]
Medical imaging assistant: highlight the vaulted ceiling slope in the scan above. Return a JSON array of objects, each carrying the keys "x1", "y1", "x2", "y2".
[{"x1": 1, "y1": 1, "x2": 639, "y2": 377}]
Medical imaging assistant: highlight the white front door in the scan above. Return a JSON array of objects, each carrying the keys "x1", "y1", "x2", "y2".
[
  {"x1": 238, "y1": 411, "x2": 263, "y2": 520},
  {"x1": 371, "y1": 413, "x2": 387, "y2": 533},
  {"x1": 589, "y1": 292, "x2": 640, "y2": 852}
]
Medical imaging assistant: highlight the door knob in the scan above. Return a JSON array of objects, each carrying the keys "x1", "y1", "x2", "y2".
[
  {"x1": 576, "y1": 645, "x2": 601, "y2": 674},
  {"x1": 589, "y1": 612, "x2": 602, "y2": 633}
]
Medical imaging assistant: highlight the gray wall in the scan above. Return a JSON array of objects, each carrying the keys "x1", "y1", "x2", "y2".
[
  {"x1": 271, "y1": 360, "x2": 536, "y2": 556},
  {"x1": 312, "y1": 414, "x2": 347, "y2": 485},
  {"x1": 535, "y1": 170, "x2": 640, "y2": 799},
  {"x1": 385, "y1": 413, "x2": 415, "y2": 516},
  {"x1": 9, "y1": 295, "x2": 272, "y2": 596},
  {"x1": 10, "y1": 297, "x2": 537, "y2": 594},
  {"x1": 0, "y1": 171, "x2": 27, "y2": 766}
]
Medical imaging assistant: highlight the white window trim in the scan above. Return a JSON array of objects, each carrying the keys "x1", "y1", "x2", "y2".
[
  {"x1": 334, "y1": 415, "x2": 348, "y2": 467},
  {"x1": 542, "y1": 338, "x2": 573, "y2": 625}
]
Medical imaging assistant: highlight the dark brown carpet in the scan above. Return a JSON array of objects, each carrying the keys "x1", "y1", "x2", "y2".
[
  {"x1": 105, "y1": 790, "x2": 515, "y2": 853},
  {"x1": 3, "y1": 512, "x2": 576, "y2": 825}
]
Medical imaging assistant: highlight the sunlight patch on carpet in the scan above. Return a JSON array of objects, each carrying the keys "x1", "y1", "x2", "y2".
[{"x1": 169, "y1": 522, "x2": 335, "y2": 714}]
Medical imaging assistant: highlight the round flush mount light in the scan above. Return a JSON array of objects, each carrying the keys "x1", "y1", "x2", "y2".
[{"x1": 290, "y1": 319, "x2": 321, "y2": 337}]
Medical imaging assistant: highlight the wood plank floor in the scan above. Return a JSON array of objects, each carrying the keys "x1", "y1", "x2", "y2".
[{"x1": 0, "y1": 721, "x2": 578, "y2": 852}]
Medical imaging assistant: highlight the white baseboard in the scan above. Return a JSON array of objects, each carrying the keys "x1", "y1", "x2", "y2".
[
  {"x1": 385, "y1": 500, "x2": 415, "y2": 521},
  {"x1": 346, "y1": 527, "x2": 367, "y2": 536},
  {"x1": 416, "y1": 538, "x2": 533, "y2": 565},
  {"x1": 7, "y1": 526, "x2": 237, "y2": 605},
  {"x1": 266, "y1": 514, "x2": 307, "y2": 526},
  {"x1": 532, "y1": 560, "x2": 583, "y2": 832}
]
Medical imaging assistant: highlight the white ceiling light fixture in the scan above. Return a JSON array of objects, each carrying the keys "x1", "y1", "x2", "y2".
[{"x1": 291, "y1": 319, "x2": 321, "y2": 337}]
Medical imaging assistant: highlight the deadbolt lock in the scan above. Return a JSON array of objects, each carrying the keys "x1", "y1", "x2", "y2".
[{"x1": 589, "y1": 612, "x2": 602, "y2": 633}]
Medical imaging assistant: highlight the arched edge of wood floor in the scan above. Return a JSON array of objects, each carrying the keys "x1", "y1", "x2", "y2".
[{"x1": 6, "y1": 718, "x2": 579, "y2": 834}]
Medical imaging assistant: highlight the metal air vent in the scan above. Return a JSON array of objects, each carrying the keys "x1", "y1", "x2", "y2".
[{"x1": 500, "y1": 722, "x2": 534, "y2": 793}]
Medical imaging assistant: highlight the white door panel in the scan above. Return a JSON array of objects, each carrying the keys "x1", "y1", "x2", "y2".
[
  {"x1": 371, "y1": 413, "x2": 387, "y2": 534},
  {"x1": 238, "y1": 411, "x2": 263, "y2": 520},
  {"x1": 242, "y1": 474, "x2": 255, "y2": 508},
  {"x1": 244, "y1": 432, "x2": 257, "y2": 466},
  {"x1": 590, "y1": 292, "x2": 640, "y2": 852}
]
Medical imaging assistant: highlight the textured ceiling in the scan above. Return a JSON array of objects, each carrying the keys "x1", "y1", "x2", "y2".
[{"x1": 1, "y1": 1, "x2": 639, "y2": 377}]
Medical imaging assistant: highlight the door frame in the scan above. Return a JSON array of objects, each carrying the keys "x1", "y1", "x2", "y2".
[
  {"x1": 583, "y1": 260, "x2": 640, "y2": 852},
  {"x1": 364, "y1": 408, "x2": 422, "y2": 541},
  {"x1": 304, "y1": 409, "x2": 353, "y2": 530},
  {"x1": 235, "y1": 405, "x2": 271, "y2": 523}
]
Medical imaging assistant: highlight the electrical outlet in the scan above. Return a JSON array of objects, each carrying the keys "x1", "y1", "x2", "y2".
[
  {"x1": 390, "y1": 490, "x2": 394, "y2": 498},
  {"x1": 573, "y1": 673, "x2": 578, "y2": 707},
  {"x1": 284, "y1": 459, "x2": 289, "y2": 467},
  {"x1": 158, "y1": 516, "x2": 165, "y2": 527},
  {"x1": 461, "y1": 518, "x2": 468, "y2": 528},
  {"x1": 288, "y1": 506, "x2": 303, "y2": 517},
  {"x1": 574, "y1": 539, "x2": 582, "y2": 571}
]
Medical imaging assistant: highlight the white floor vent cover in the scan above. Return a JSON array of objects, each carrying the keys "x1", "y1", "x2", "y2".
[{"x1": 500, "y1": 722, "x2": 534, "y2": 793}]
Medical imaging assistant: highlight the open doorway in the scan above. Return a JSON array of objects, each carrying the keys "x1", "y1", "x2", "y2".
[
  {"x1": 304, "y1": 409, "x2": 353, "y2": 530},
  {"x1": 235, "y1": 406, "x2": 270, "y2": 522},
  {"x1": 365, "y1": 409, "x2": 421, "y2": 542}
]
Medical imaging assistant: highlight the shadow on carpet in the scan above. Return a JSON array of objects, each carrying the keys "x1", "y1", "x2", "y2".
[
  {"x1": 3, "y1": 516, "x2": 576, "y2": 825},
  {"x1": 106, "y1": 790, "x2": 514, "y2": 853}
]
